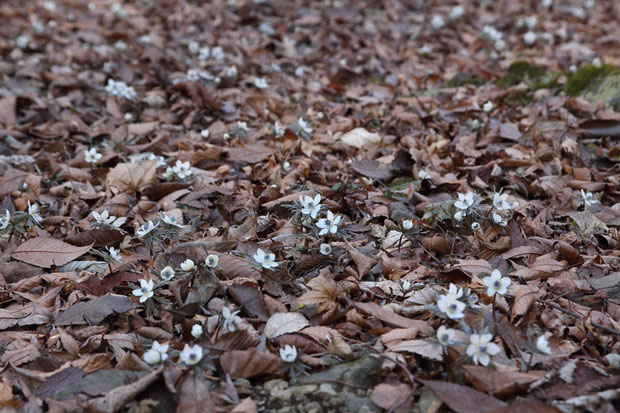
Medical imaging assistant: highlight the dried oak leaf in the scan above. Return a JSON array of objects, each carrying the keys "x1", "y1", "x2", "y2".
[
  {"x1": 418, "y1": 379, "x2": 507, "y2": 413},
  {"x1": 12, "y1": 238, "x2": 93, "y2": 268},
  {"x1": 298, "y1": 275, "x2": 344, "y2": 313},
  {"x1": 370, "y1": 383, "x2": 412, "y2": 413},
  {"x1": 106, "y1": 160, "x2": 158, "y2": 195},
  {"x1": 219, "y1": 348, "x2": 281, "y2": 379},
  {"x1": 87, "y1": 367, "x2": 162, "y2": 413},
  {"x1": 64, "y1": 229, "x2": 124, "y2": 248},
  {"x1": 511, "y1": 284, "x2": 542, "y2": 321},
  {"x1": 350, "y1": 159, "x2": 395, "y2": 180},
  {"x1": 227, "y1": 143, "x2": 274, "y2": 164},
  {"x1": 463, "y1": 365, "x2": 546, "y2": 397},
  {"x1": 54, "y1": 295, "x2": 140, "y2": 326},
  {"x1": 229, "y1": 283, "x2": 269, "y2": 321},
  {"x1": 264, "y1": 312, "x2": 309, "y2": 339},
  {"x1": 143, "y1": 181, "x2": 191, "y2": 201},
  {"x1": 354, "y1": 302, "x2": 431, "y2": 333}
]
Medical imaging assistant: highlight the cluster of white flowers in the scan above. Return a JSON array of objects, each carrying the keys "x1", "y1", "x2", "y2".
[
  {"x1": 105, "y1": 79, "x2": 137, "y2": 100},
  {"x1": 482, "y1": 25, "x2": 505, "y2": 50},
  {"x1": 92, "y1": 210, "x2": 126, "y2": 228},
  {"x1": 143, "y1": 341, "x2": 168, "y2": 365}
]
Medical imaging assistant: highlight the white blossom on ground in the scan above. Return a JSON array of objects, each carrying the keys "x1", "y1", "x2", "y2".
[
  {"x1": 296, "y1": 118, "x2": 313, "y2": 135},
  {"x1": 536, "y1": 335, "x2": 552, "y2": 354},
  {"x1": 431, "y1": 15, "x2": 445, "y2": 30},
  {"x1": 493, "y1": 191, "x2": 517, "y2": 211},
  {"x1": 221, "y1": 306, "x2": 240, "y2": 332},
  {"x1": 300, "y1": 194, "x2": 322, "y2": 219},
  {"x1": 467, "y1": 333, "x2": 500, "y2": 366},
  {"x1": 27, "y1": 201, "x2": 43, "y2": 223},
  {"x1": 254, "y1": 77, "x2": 268, "y2": 89},
  {"x1": 0, "y1": 210, "x2": 9, "y2": 230},
  {"x1": 454, "y1": 192, "x2": 474, "y2": 221},
  {"x1": 205, "y1": 254, "x2": 219, "y2": 268},
  {"x1": 274, "y1": 121, "x2": 286, "y2": 136},
  {"x1": 200, "y1": 129, "x2": 210, "y2": 138},
  {"x1": 143, "y1": 341, "x2": 168, "y2": 365},
  {"x1": 437, "y1": 284, "x2": 466, "y2": 319},
  {"x1": 493, "y1": 211, "x2": 507, "y2": 227},
  {"x1": 483, "y1": 101, "x2": 494, "y2": 112},
  {"x1": 449, "y1": 5, "x2": 464, "y2": 20},
  {"x1": 132, "y1": 279, "x2": 154, "y2": 303},
  {"x1": 191, "y1": 324, "x2": 204, "y2": 338},
  {"x1": 319, "y1": 243, "x2": 332, "y2": 255},
  {"x1": 180, "y1": 344, "x2": 203, "y2": 365},
  {"x1": 107, "y1": 247, "x2": 122, "y2": 262},
  {"x1": 181, "y1": 259, "x2": 195, "y2": 271},
  {"x1": 437, "y1": 325, "x2": 456, "y2": 346},
  {"x1": 523, "y1": 31, "x2": 537, "y2": 45},
  {"x1": 402, "y1": 219, "x2": 413, "y2": 230},
  {"x1": 316, "y1": 210, "x2": 342, "y2": 236},
  {"x1": 84, "y1": 148, "x2": 102, "y2": 165},
  {"x1": 483, "y1": 269, "x2": 511, "y2": 296},
  {"x1": 105, "y1": 79, "x2": 137, "y2": 100},
  {"x1": 253, "y1": 248, "x2": 278, "y2": 270},
  {"x1": 136, "y1": 220, "x2": 158, "y2": 237},
  {"x1": 161, "y1": 213, "x2": 183, "y2": 227},
  {"x1": 581, "y1": 190, "x2": 598, "y2": 207},
  {"x1": 280, "y1": 344, "x2": 297, "y2": 362},
  {"x1": 172, "y1": 160, "x2": 192, "y2": 179},
  {"x1": 160, "y1": 266, "x2": 175, "y2": 281}
]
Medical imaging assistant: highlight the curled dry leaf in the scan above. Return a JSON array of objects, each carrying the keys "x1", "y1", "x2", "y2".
[{"x1": 298, "y1": 275, "x2": 344, "y2": 313}]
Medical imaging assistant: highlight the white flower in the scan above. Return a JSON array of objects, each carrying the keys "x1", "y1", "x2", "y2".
[
  {"x1": 254, "y1": 77, "x2": 268, "y2": 89},
  {"x1": 449, "y1": 5, "x2": 464, "y2": 20},
  {"x1": 542, "y1": 0, "x2": 553, "y2": 8},
  {"x1": 571, "y1": 7, "x2": 585, "y2": 19},
  {"x1": 279, "y1": 344, "x2": 297, "y2": 363},
  {"x1": 163, "y1": 167, "x2": 174, "y2": 179},
  {"x1": 592, "y1": 57, "x2": 602, "y2": 68},
  {"x1": 437, "y1": 284, "x2": 466, "y2": 319},
  {"x1": 420, "y1": 45, "x2": 432, "y2": 55},
  {"x1": 282, "y1": 161, "x2": 291, "y2": 171},
  {"x1": 454, "y1": 192, "x2": 474, "y2": 221},
  {"x1": 493, "y1": 192, "x2": 517, "y2": 211},
  {"x1": 494, "y1": 39, "x2": 506, "y2": 51},
  {"x1": 253, "y1": 248, "x2": 278, "y2": 270},
  {"x1": 237, "y1": 121, "x2": 248, "y2": 132},
  {"x1": 320, "y1": 243, "x2": 332, "y2": 255},
  {"x1": 296, "y1": 118, "x2": 313, "y2": 135},
  {"x1": 0, "y1": 210, "x2": 9, "y2": 230},
  {"x1": 402, "y1": 220, "x2": 413, "y2": 231},
  {"x1": 205, "y1": 254, "x2": 219, "y2": 268},
  {"x1": 483, "y1": 101, "x2": 494, "y2": 112},
  {"x1": 160, "y1": 266, "x2": 175, "y2": 281},
  {"x1": 493, "y1": 211, "x2": 507, "y2": 227},
  {"x1": 84, "y1": 148, "x2": 102, "y2": 164},
  {"x1": 200, "y1": 129, "x2": 210, "y2": 138},
  {"x1": 136, "y1": 220, "x2": 158, "y2": 237},
  {"x1": 107, "y1": 247, "x2": 122, "y2": 262},
  {"x1": 181, "y1": 259, "x2": 195, "y2": 271},
  {"x1": 222, "y1": 306, "x2": 240, "y2": 332},
  {"x1": 525, "y1": 16, "x2": 538, "y2": 29},
  {"x1": 191, "y1": 324, "x2": 204, "y2": 338},
  {"x1": 172, "y1": 160, "x2": 192, "y2": 179},
  {"x1": 482, "y1": 25, "x2": 503, "y2": 43},
  {"x1": 274, "y1": 121, "x2": 285, "y2": 136},
  {"x1": 483, "y1": 269, "x2": 511, "y2": 296},
  {"x1": 180, "y1": 344, "x2": 203, "y2": 365},
  {"x1": 523, "y1": 31, "x2": 537, "y2": 45},
  {"x1": 188, "y1": 41, "x2": 200, "y2": 54},
  {"x1": 132, "y1": 279, "x2": 154, "y2": 303},
  {"x1": 581, "y1": 190, "x2": 598, "y2": 207},
  {"x1": 92, "y1": 210, "x2": 115, "y2": 226},
  {"x1": 419, "y1": 170, "x2": 430, "y2": 180},
  {"x1": 225, "y1": 65, "x2": 237, "y2": 77},
  {"x1": 211, "y1": 46, "x2": 224, "y2": 60},
  {"x1": 431, "y1": 15, "x2": 445, "y2": 30},
  {"x1": 300, "y1": 194, "x2": 322, "y2": 219},
  {"x1": 536, "y1": 335, "x2": 552, "y2": 355},
  {"x1": 105, "y1": 79, "x2": 137, "y2": 100},
  {"x1": 401, "y1": 279, "x2": 412, "y2": 292},
  {"x1": 437, "y1": 325, "x2": 456, "y2": 346},
  {"x1": 471, "y1": 222, "x2": 481, "y2": 231},
  {"x1": 161, "y1": 213, "x2": 183, "y2": 227},
  {"x1": 316, "y1": 210, "x2": 342, "y2": 236},
  {"x1": 27, "y1": 201, "x2": 43, "y2": 223},
  {"x1": 143, "y1": 341, "x2": 168, "y2": 365},
  {"x1": 467, "y1": 333, "x2": 500, "y2": 366}
]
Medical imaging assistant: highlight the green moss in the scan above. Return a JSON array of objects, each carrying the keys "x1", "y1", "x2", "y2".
[
  {"x1": 503, "y1": 89, "x2": 532, "y2": 107},
  {"x1": 564, "y1": 64, "x2": 620, "y2": 96},
  {"x1": 445, "y1": 72, "x2": 485, "y2": 87},
  {"x1": 498, "y1": 61, "x2": 546, "y2": 87}
]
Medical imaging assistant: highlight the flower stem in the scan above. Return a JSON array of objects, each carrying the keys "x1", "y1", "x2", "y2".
[{"x1": 492, "y1": 293, "x2": 497, "y2": 324}]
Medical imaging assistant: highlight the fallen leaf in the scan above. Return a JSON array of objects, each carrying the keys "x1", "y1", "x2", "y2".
[
  {"x1": 54, "y1": 295, "x2": 140, "y2": 325},
  {"x1": 264, "y1": 312, "x2": 309, "y2": 339},
  {"x1": 419, "y1": 379, "x2": 507, "y2": 413},
  {"x1": 106, "y1": 160, "x2": 158, "y2": 195},
  {"x1": 220, "y1": 348, "x2": 281, "y2": 378},
  {"x1": 340, "y1": 127, "x2": 381, "y2": 148},
  {"x1": 12, "y1": 238, "x2": 93, "y2": 268}
]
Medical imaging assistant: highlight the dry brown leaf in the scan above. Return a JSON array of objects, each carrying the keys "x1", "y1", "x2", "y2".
[
  {"x1": 370, "y1": 383, "x2": 412, "y2": 413},
  {"x1": 419, "y1": 379, "x2": 507, "y2": 413},
  {"x1": 346, "y1": 243, "x2": 378, "y2": 278},
  {"x1": 87, "y1": 367, "x2": 162, "y2": 413},
  {"x1": 298, "y1": 275, "x2": 344, "y2": 313},
  {"x1": 511, "y1": 285, "x2": 542, "y2": 320},
  {"x1": 54, "y1": 295, "x2": 140, "y2": 325},
  {"x1": 464, "y1": 365, "x2": 546, "y2": 397},
  {"x1": 220, "y1": 348, "x2": 281, "y2": 379},
  {"x1": 106, "y1": 160, "x2": 158, "y2": 195},
  {"x1": 264, "y1": 312, "x2": 309, "y2": 339},
  {"x1": 11, "y1": 238, "x2": 93, "y2": 268},
  {"x1": 354, "y1": 302, "x2": 431, "y2": 333}
]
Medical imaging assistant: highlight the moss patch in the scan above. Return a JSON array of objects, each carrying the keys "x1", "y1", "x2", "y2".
[
  {"x1": 498, "y1": 61, "x2": 546, "y2": 87},
  {"x1": 564, "y1": 64, "x2": 620, "y2": 96},
  {"x1": 445, "y1": 72, "x2": 485, "y2": 87}
]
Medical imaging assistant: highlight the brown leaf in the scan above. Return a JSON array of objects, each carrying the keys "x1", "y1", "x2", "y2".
[
  {"x1": 354, "y1": 302, "x2": 431, "y2": 333},
  {"x1": 64, "y1": 229, "x2": 124, "y2": 248},
  {"x1": 219, "y1": 348, "x2": 281, "y2": 379},
  {"x1": 231, "y1": 398, "x2": 258, "y2": 413},
  {"x1": 12, "y1": 238, "x2": 93, "y2": 268},
  {"x1": 511, "y1": 285, "x2": 541, "y2": 321},
  {"x1": 54, "y1": 295, "x2": 140, "y2": 326},
  {"x1": 106, "y1": 160, "x2": 158, "y2": 195},
  {"x1": 76, "y1": 272, "x2": 141, "y2": 296},
  {"x1": 418, "y1": 379, "x2": 507, "y2": 413},
  {"x1": 227, "y1": 143, "x2": 274, "y2": 163},
  {"x1": 264, "y1": 312, "x2": 309, "y2": 339},
  {"x1": 389, "y1": 339, "x2": 443, "y2": 361},
  {"x1": 371, "y1": 383, "x2": 412, "y2": 413},
  {"x1": 87, "y1": 367, "x2": 162, "y2": 413},
  {"x1": 487, "y1": 402, "x2": 562, "y2": 413},
  {"x1": 214, "y1": 254, "x2": 262, "y2": 280},
  {"x1": 350, "y1": 159, "x2": 395, "y2": 180},
  {"x1": 229, "y1": 283, "x2": 269, "y2": 321},
  {"x1": 143, "y1": 181, "x2": 192, "y2": 201},
  {"x1": 346, "y1": 243, "x2": 377, "y2": 278},
  {"x1": 298, "y1": 275, "x2": 344, "y2": 313},
  {"x1": 464, "y1": 365, "x2": 546, "y2": 397}
]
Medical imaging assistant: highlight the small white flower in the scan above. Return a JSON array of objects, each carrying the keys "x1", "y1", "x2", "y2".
[
  {"x1": 542, "y1": 0, "x2": 553, "y2": 8},
  {"x1": 525, "y1": 16, "x2": 538, "y2": 29},
  {"x1": 160, "y1": 266, "x2": 175, "y2": 281},
  {"x1": 493, "y1": 192, "x2": 517, "y2": 211},
  {"x1": 254, "y1": 77, "x2": 268, "y2": 89},
  {"x1": 172, "y1": 160, "x2": 192, "y2": 179},
  {"x1": 132, "y1": 279, "x2": 154, "y2": 303},
  {"x1": 107, "y1": 247, "x2": 122, "y2": 262},
  {"x1": 471, "y1": 222, "x2": 481, "y2": 231},
  {"x1": 84, "y1": 148, "x2": 102, "y2": 165},
  {"x1": 180, "y1": 344, "x2": 203, "y2": 365},
  {"x1": 454, "y1": 192, "x2": 474, "y2": 220},
  {"x1": 200, "y1": 129, "x2": 210, "y2": 138},
  {"x1": 402, "y1": 220, "x2": 413, "y2": 231},
  {"x1": 253, "y1": 248, "x2": 278, "y2": 270},
  {"x1": 300, "y1": 194, "x2": 322, "y2": 219},
  {"x1": 494, "y1": 39, "x2": 506, "y2": 51},
  {"x1": 274, "y1": 121, "x2": 286, "y2": 136},
  {"x1": 431, "y1": 15, "x2": 445, "y2": 30},
  {"x1": 437, "y1": 284, "x2": 466, "y2": 319},
  {"x1": 27, "y1": 201, "x2": 43, "y2": 223},
  {"x1": 92, "y1": 210, "x2": 115, "y2": 226},
  {"x1": 483, "y1": 269, "x2": 511, "y2": 296},
  {"x1": 581, "y1": 190, "x2": 598, "y2": 207},
  {"x1": 188, "y1": 41, "x2": 200, "y2": 54},
  {"x1": 225, "y1": 65, "x2": 237, "y2": 77},
  {"x1": 419, "y1": 169, "x2": 430, "y2": 180},
  {"x1": 237, "y1": 121, "x2": 248, "y2": 133},
  {"x1": 449, "y1": 5, "x2": 464, "y2": 20},
  {"x1": 296, "y1": 118, "x2": 313, "y2": 135},
  {"x1": 181, "y1": 259, "x2": 195, "y2": 271},
  {"x1": 282, "y1": 161, "x2": 291, "y2": 172},
  {"x1": 523, "y1": 31, "x2": 537, "y2": 45},
  {"x1": 592, "y1": 57, "x2": 602, "y2": 68},
  {"x1": 105, "y1": 79, "x2": 137, "y2": 100},
  {"x1": 0, "y1": 210, "x2": 10, "y2": 230},
  {"x1": 571, "y1": 7, "x2": 585, "y2": 19},
  {"x1": 163, "y1": 167, "x2": 174, "y2": 179},
  {"x1": 401, "y1": 279, "x2": 412, "y2": 292},
  {"x1": 536, "y1": 335, "x2": 552, "y2": 355},
  {"x1": 279, "y1": 344, "x2": 297, "y2": 363},
  {"x1": 211, "y1": 46, "x2": 224, "y2": 60},
  {"x1": 437, "y1": 325, "x2": 456, "y2": 346},
  {"x1": 191, "y1": 324, "x2": 204, "y2": 338},
  {"x1": 316, "y1": 210, "x2": 342, "y2": 236},
  {"x1": 221, "y1": 306, "x2": 240, "y2": 332},
  {"x1": 420, "y1": 44, "x2": 432, "y2": 55},
  {"x1": 143, "y1": 341, "x2": 168, "y2": 365},
  {"x1": 136, "y1": 220, "x2": 158, "y2": 237},
  {"x1": 205, "y1": 254, "x2": 219, "y2": 268},
  {"x1": 467, "y1": 333, "x2": 500, "y2": 366},
  {"x1": 161, "y1": 213, "x2": 183, "y2": 228},
  {"x1": 493, "y1": 211, "x2": 507, "y2": 227},
  {"x1": 482, "y1": 101, "x2": 494, "y2": 113},
  {"x1": 320, "y1": 243, "x2": 332, "y2": 255}
]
